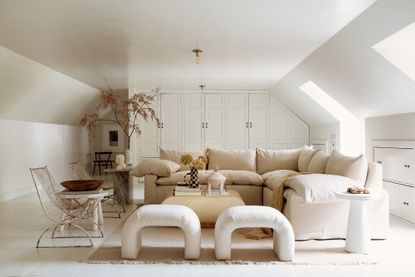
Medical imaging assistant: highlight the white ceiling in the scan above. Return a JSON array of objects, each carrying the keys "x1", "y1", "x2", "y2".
[{"x1": 0, "y1": 0, "x2": 375, "y2": 91}]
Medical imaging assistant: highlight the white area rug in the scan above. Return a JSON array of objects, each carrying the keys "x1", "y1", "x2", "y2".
[{"x1": 85, "y1": 226, "x2": 377, "y2": 265}]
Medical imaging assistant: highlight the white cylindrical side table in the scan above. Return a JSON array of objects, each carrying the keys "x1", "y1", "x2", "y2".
[{"x1": 335, "y1": 191, "x2": 372, "y2": 254}]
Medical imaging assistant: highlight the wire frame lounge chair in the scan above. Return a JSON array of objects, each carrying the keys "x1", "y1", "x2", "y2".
[
  {"x1": 30, "y1": 166, "x2": 103, "y2": 248},
  {"x1": 70, "y1": 161, "x2": 124, "y2": 217}
]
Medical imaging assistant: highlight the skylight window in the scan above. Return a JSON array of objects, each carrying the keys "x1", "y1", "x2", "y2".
[
  {"x1": 299, "y1": 80, "x2": 362, "y2": 156},
  {"x1": 372, "y1": 23, "x2": 415, "y2": 82}
]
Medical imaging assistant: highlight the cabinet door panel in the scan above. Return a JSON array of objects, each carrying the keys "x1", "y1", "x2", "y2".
[
  {"x1": 137, "y1": 95, "x2": 159, "y2": 157},
  {"x1": 249, "y1": 94, "x2": 269, "y2": 149},
  {"x1": 384, "y1": 181, "x2": 415, "y2": 223},
  {"x1": 227, "y1": 94, "x2": 249, "y2": 149},
  {"x1": 374, "y1": 147, "x2": 415, "y2": 185},
  {"x1": 182, "y1": 94, "x2": 204, "y2": 151},
  {"x1": 204, "y1": 94, "x2": 226, "y2": 149},
  {"x1": 160, "y1": 94, "x2": 181, "y2": 151}
]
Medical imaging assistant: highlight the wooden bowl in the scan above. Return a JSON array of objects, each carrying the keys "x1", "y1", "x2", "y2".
[{"x1": 61, "y1": 180, "x2": 104, "y2": 191}]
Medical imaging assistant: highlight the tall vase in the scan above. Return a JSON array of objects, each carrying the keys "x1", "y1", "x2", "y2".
[
  {"x1": 125, "y1": 149, "x2": 133, "y2": 166},
  {"x1": 184, "y1": 167, "x2": 199, "y2": 188}
]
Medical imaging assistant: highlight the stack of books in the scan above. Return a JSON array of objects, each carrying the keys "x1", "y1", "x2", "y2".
[{"x1": 174, "y1": 184, "x2": 202, "y2": 196}]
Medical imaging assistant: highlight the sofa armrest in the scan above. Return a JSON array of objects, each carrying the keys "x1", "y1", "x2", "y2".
[
  {"x1": 365, "y1": 162, "x2": 383, "y2": 189},
  {"x1": 144, "y1": 175, "x2": 159, "y2": 204}
]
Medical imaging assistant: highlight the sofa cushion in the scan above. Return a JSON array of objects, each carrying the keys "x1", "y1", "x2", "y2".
[
  {"x1": 207, "y1": 148, "x2": 256, "y2": 172},
  {"x1": 307, "y1": 151, "x2": 329, "y2": 173},
  {"x1": 325, "y1": 150, "x2": 368, "y2": 186},
  {"x1": 285, "y1": 174, "x2": 358, "y2": 203},
  {"x1": 219, "y1": 170, "x2": 263, "y2": 186},
  {"x1": 256, "y1": 148, "x2": 300, "y2": 174},
  {"x1": 130, "y1": 160, "x2": 180, "y2": 177},
  {"x1": 160, "y1": 148, "x2": 207, "y2": 171},
  {"x1": 261, "y1": 170, "x2": 299, "y2": 190},
  {"x1": 156, "y1": 170, "x2": 213, "y2": 185},
  {"x1": 298, "y1": 147, "x2": 319, "y2": 173}
]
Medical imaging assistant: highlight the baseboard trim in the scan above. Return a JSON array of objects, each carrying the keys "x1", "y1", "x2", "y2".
[{"x1": 0, "y1": 186, "x2": 34, "y2": 203}]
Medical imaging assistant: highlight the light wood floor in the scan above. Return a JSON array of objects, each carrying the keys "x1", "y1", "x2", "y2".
[{"x1": 0, "y1": 184, "x2": 414, "y2": 277}]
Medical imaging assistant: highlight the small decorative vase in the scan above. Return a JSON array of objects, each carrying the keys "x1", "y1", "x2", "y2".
[
  {"x1": 184, "y1": 167, "x2": 199, "y2": 188},
  {"x1": 125, "y1": 149, "x2": 133, "y2": 166}
]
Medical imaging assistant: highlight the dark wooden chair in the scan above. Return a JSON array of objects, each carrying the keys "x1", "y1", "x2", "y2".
[{"x1": 93, "y1": 152, "x2": 114, "y2": 176}]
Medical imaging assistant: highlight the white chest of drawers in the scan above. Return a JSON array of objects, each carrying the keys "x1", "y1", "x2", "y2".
[{"x1": 374, "y1": 145, "x2": 415, "y2": 223}]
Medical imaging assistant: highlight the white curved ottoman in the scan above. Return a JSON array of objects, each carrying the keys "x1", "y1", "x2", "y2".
[
  {"x1": 215, "y1": 205, "x2": 295, "y2": 261},
  {"x1": 121, "y1": 204, "x2": 201, "y2": 260}
]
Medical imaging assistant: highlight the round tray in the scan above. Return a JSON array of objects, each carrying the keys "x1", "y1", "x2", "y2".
[{"x1": 61, "y1": 180, "x2": 104, "y2": 191}]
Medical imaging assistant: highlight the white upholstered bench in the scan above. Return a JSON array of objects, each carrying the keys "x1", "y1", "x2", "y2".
[
  {"x1": 214, "y1": 205, "x2": 295, "y2": 261},
  {"x1": 121, "y1": 204, "x2": 201, "y2": 260}
]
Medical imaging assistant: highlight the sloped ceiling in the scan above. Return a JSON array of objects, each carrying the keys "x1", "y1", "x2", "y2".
[
  {"x1": 0, "y1": 46, "x2": 99, "y2": 124},
  {"x1": 0, "y1": 0, "x2": 375, "y2": 91},
  {"x1": 270, "y1": 0, "x2": 415, "y2": 125}
]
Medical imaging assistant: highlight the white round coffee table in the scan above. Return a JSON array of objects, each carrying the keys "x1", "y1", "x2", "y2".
[{"x1": 335, "y1": 191, "x2": 372, "y2": 254}]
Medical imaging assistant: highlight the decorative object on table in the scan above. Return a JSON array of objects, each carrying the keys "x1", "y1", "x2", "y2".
[
  {"x1": 174, "y1": 186, "x2": 202, "y2": 196},
  {"x1": 347, "y1": 186, "x2": 370, "y2": 194},
  {"x1": 61, "y1": 179, "x2": 104, "y2": 191},
  {"x1": 180, "y1": 154, "x2": 207, "y2": 188},
  {"x1": 30, "y1": 166, "x2": 102, "y2": 248},
  {"x1": 80, "y1": 86, "x2": 160, "y2": 166},
  {"x1": 115, "y1": 154, "x2": 127, "y2": 170},
  {"x1": 207, "y1": 168, "x2": 226, "y2": 195}
]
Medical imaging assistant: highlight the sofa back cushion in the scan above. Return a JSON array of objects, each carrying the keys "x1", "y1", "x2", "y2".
[
  {"x1": 307, "y1": 151, "x2": 329, "y2": 173},
  {"x1": 298, "y1": 146, "x2": 319, "y2": 172},
  {"x1": 207, "y1": 148, "x2": 256, "y2": 172},
  {"x1": 325, "y1": 149, "x2": 368, "y2": 186},
  {"x1": 160, "y1": 148, "x2": 206, "y2": 171},
  {"x1": 256, "y1": 148, "x2": 300, "y2": 174}
]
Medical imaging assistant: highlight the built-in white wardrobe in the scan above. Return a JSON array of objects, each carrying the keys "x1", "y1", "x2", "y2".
[{"x1": 134, "y1": 91, "x2": 309, "y2": 158}]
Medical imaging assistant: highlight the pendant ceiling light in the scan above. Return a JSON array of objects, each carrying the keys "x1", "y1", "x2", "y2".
[{"x1": 192, "y1": 48, "x2": 202, "y2": 64}]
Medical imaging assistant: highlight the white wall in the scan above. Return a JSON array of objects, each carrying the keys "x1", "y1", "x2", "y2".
[
  {"x1": 365, "y1": 112, "x2": 415, "y2": 161},
  {"x1": 310, "y1": 122, "x2": 340, "y2": 153},
  {"x1": 0, "y1": 119, "x2": 89, "y2": 203},
  {"x1": 0, "y1": 46, "x2": 99, "y2": 202}
]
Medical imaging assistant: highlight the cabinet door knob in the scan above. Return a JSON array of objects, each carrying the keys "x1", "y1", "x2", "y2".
[
  {"x1": 250, "y1": 122, "x2": 252, "y2": 128},
  {"x1": 205, "y1": 122, "x2": 208, "y2": 128},
  {"x1": 202, "y1": 122, "x2": 204, "y2": 128},
  {"x1": 246, "y1": 122, "x2": 249, "y2": 128},
  {"x1": 403, "y1": 201, "x2": 410, "y2": 206},
  {"x1": 377, "y1": 160, "x2": 382, "y2": 164}
]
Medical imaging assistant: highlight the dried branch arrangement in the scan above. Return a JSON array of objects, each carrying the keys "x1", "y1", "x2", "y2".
[{"x1": 80, "y1": 88, "x2": 160, "y2": 149}]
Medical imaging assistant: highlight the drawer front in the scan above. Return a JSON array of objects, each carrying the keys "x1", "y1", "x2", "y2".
[
  {"x1": 374, "y1": 147, "x2": 415, "y2": 185},
  {"x1": 383, "y1": 181, "x2": 415, "y2": 223}
]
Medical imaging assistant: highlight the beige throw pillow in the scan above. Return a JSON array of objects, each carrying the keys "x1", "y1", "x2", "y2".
[
  {"x1": 325, "y1": 150, "x2": 368, "y2": 186},
  {"x1": 307, "y1": 151, "x2": 329, "y2": 173},
  {"x1": 130, "y1": 160, "x2": 180, "y2": 177},
  {"x1": 256, "y1": 148, "x2": 300, "y2": 174},
  {"x1": 207, "y1": 148, "x2": 256, "y2": 172},
  {"x1": 159, "y1": 148, "x2": 206, "y2": 171},
  {"x1": 298, "y1": 146, "x2": 319, "y2": 172}
]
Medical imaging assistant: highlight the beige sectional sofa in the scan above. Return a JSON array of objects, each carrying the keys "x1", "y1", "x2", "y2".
[{"x1": 132, "y1": 147, "x2": 389, "y2": 240}]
